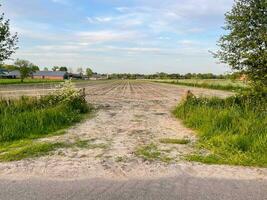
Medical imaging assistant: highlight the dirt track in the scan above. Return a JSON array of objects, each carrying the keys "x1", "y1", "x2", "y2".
[{"x1": 0, "y1": 80, "x2": 266, "y2": 180}]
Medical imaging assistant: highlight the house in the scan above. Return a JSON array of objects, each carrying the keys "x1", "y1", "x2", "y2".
[
  {"x1": 33, "y1": 71, "x2": 68, "y2": 80},
  {"x1": 0, "y1": 69, "x2": 20, "y2": 78},
  {"x1": 8, "y1": 70, "x2": 21, "y2": 78}
]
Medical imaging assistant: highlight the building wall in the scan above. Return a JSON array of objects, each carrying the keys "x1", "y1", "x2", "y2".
[{"x1": 33, "y1": 75, "x2": 64, "y2": 80}]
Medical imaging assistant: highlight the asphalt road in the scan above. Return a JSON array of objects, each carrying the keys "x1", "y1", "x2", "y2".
[{"x1": 0, "y1": 175, "x2": 266, "y2": 200}]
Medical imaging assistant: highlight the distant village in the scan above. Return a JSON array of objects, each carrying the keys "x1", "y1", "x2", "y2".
[{"x1": 0, "y1": 64, "x2": 108, "y2": 81}]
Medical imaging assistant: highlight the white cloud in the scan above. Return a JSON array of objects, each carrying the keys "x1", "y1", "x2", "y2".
[{"x1": 76, "y1": 30, "x2": 142, "y2": 44}]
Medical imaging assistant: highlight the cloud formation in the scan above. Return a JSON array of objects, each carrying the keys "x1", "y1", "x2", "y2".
[{"x1": 2, "y1": 0, "x2": 233, "y2": 74}]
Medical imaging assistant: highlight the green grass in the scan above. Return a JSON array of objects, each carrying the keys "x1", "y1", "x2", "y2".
[
  {"x1": 0, "y1": 78, "x2": 63, "y2": 85},
  {"x1": 0, "y1": 81, "x2": 92, "y2": 143},
  {"x1": 135, "y1": 143, "x2": 172, "y2": 163},
  {"x1": 173, "y1": 92, "x2": 267, "y2": 167},
  {"x1": 159, "y1": 138, "x2": 190, "y2": 144},
  {"x1": 153, "y1": 79, "x2": 248, "y2": 91},
  {"x1": 0, "y1": 141, "x2": 65, "y2": 162}
]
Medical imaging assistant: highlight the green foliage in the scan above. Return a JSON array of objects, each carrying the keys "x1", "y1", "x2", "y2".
[
  {"x1": 173, "y1": 92, "x2": 267, "y2": 167},
  {"x1": 86, "y1": 68, "x2": 93, "y2": 77},
  {"x1": 14, "y1": 59, "x2": 39, "y2": 82},
  {"x1": 0, "y1": 5, "x2": 18, "y2": 62},
  {"x1": 0, "y1": 81, "x2": 92, "y2": 143},
  {"x1": 214, "y1": 0, "x2": 267, "y2": 86}
]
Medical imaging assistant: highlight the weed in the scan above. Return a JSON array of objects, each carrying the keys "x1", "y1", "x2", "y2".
[
  {"x1": 135, "y1": 143, "x2": 172, "y2": 163},
  {"x1": 159, "y1": 138, "x2": 190, "y2": 144}
]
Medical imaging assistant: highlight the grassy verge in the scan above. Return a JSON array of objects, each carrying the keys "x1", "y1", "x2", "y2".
[
  {"x1": 153, "y1": 79, "x2": 248, "y2": 91},
  {"x1": 173, "y1": 91, "x2": 267, "y2": 167},
  {"x1": 0, "y1": 81, "x2": 93, "y2": 161},
  {"x1": 0, "y1": 78, "x2": 63, "y2": 85}
]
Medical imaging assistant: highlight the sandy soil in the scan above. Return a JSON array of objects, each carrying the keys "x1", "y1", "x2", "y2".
[{"x1": 0, "y1": 80, "x2": 266, "y2": 180}]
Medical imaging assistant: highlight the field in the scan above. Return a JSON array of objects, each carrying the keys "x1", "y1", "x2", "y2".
[
  {"x1": 0, "y1": 80, "x2": 265, "y2": 180},
  {"x1": 153, "y1": 79, "x2": 248, "y2": 91}
]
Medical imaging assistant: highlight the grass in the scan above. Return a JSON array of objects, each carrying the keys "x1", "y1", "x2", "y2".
[
  {"x1": 72, "y1": 139, "x2": 108, "y2": 149},
  {"x1": 159, "y1": 138, "x2": 190, "y2": 144},
  {"x1": 135, "y1": 143, "x2": 172, "y2": 163},
  {"x1": 0, "y1": 78, "x2": 63, "y2": 85},
  {"x1": 0, "y1": 138, "x2": 109, "y2": 162},
  {"x1": 0, "y1": 141, "x2": 65, "y2": 162},
  {"x1": 0, "y1": 81, "x2": 94, "y2": 162},
  {"x1": 153, "y1": 79, "x2": 248, "y2": 91},
  {"x1": 0, "y1": 82, "x2": 92, "y2": 143},
  {"x1": 173, "y1": 92, "x2": 267, "y2": 167}
]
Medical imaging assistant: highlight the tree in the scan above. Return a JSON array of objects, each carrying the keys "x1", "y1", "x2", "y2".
[
  {"x1": 86, "y1": 67, "x2": 93, "y2": 77},
  {"x1": 0, "y1": 5, "x2": 18, "y2": 62},
  {"x1": 59, "y1": 66, "x2": 68, "y2": 71},
  {"x1": 214, "y1": 0, "x2": 267, "y2": 87},
  {"x1": 14, "y1": 59, "x2": 36, "y2": 82},
  {"x1": 43, "y1": 67, "x2": 49, "y2": 71},
  {"x1": 52, "y1": 66, "x2": 59, "y2": 71}
]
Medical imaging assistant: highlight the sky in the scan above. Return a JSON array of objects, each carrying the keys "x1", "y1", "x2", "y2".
[{"x1": 2, "y1": 0, "x2": 234, "y2": 74}]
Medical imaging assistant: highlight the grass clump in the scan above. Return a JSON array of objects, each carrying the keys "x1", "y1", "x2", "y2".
[
  {"x1": 0, "y1": 81, "x2": 92, "y2": 143},
  {"x1": 135, "y1": 143, "x2": 172, "y2": 163},
  {"x1": 173, "y1": 90, "x2": 267, "y2": 167},
  {"x1": 72, "y1": 139, "x2": 108, "y2": 149},
  {"x1": 159, "y1": 138, "x2": 190, "y2": 144}
]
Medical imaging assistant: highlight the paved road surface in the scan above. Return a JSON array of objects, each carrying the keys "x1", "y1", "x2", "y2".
[{"x1": 1, "y1": 175, "x2": 266, "y2": 200}]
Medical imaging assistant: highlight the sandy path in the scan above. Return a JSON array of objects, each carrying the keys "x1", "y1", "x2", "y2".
[{"x1": 0, "y1": 80, "x2": 266, "y2": 181}]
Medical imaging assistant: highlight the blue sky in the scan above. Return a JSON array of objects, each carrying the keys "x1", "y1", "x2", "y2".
[{"x1": 2, "y1": 0, "x2": 234, "y2": 74}]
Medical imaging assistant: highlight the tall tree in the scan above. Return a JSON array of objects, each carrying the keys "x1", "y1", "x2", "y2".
[
  {"x1": 86, "y1": 67, "x2": 93, "y2": 77},
  {"x1": 0, "y1": 4, "x2": 18, "y2": 62},
  {"x1": 214, "y1": 0, "x2": 267, "y2": 87},
  {"x1": 14, "y1": 59, "x2": 36, "y2": 82}
]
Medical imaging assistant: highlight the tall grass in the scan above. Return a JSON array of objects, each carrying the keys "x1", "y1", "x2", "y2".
[
  {"x1": 0, "y1": 81, "x2": 92, "y2": 143},
  {"x1": 173, "y1": 91, "x2": 267, "y2": 167}
]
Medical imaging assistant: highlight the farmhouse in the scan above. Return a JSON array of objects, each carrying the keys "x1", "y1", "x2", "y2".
[
  {"x1": 0, "y1": 69, "x2": 20, "y2": 78},
  {"x1": 33, "y1": 71, "x2": 68, "y2": 80}
]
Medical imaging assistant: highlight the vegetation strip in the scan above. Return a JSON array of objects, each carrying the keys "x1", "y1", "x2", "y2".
[
  {"x1": 0, "y1": 81, "x2": 94, "y2": 161},
  {"x1": 154, "y1": 80, "x2": 248, "y2": 92},
  {"x1": 173, "y1": 92, "x2": 267, "y2": 167}
]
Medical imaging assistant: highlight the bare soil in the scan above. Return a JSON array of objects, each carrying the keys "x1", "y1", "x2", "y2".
[{"x1": 0, "y1": 80, "x2": 266, "y2": 180}]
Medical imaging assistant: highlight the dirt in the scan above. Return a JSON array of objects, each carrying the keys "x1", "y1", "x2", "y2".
[{"x1": 0, "y1": 80, "x2": 266, "y2": 180}]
